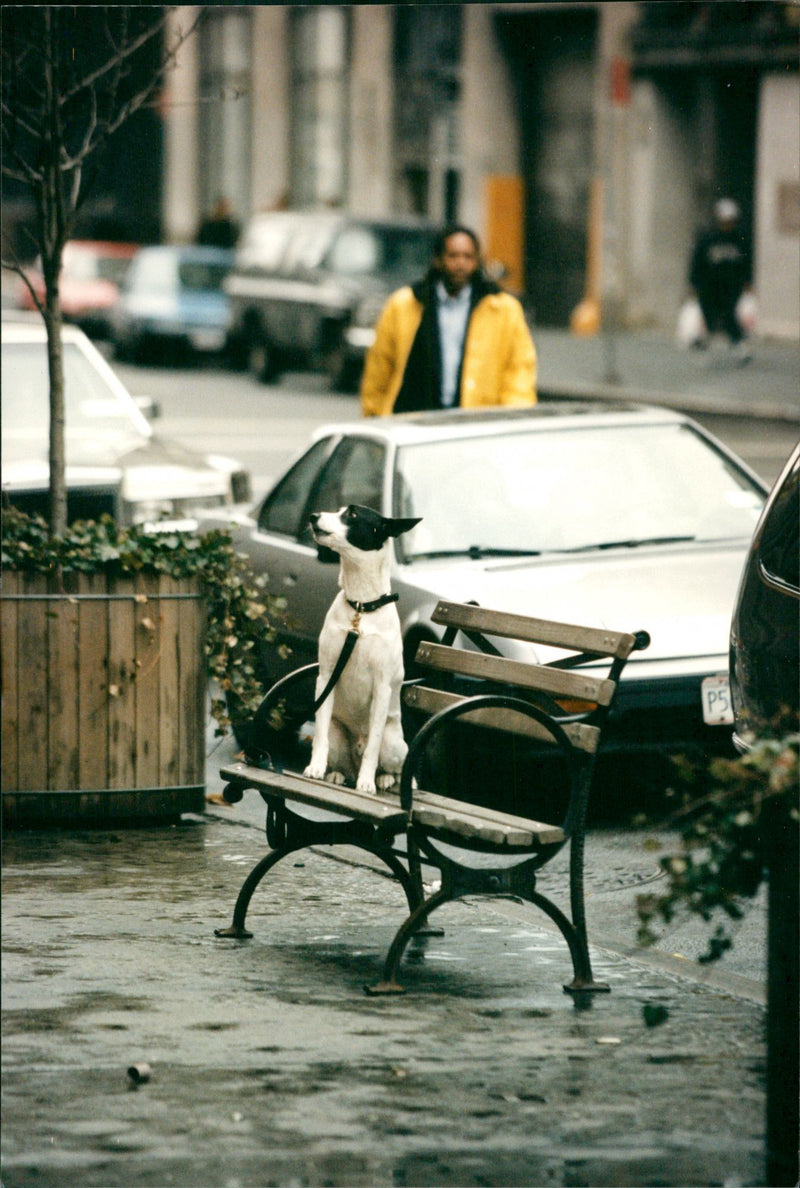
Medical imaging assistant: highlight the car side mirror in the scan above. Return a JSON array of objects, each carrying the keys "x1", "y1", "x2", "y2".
[
  {"x1": 316, "y1": 545, "x2": 339, "y2": 565},
  {"x1": 135, "y1": 395, "x2": 162, "y2": 420}
]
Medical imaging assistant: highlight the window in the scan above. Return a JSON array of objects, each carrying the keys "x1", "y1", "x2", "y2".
[
  {"x1": 311, "y1": 438, "x2": 386, "y2": 516},
  {"x1": 760, "y1": 452, "x2": 800, "y2": 595},
  {"x1": 326, "y1": 225, "x2": 434, "y2": 277},
  {"x1": 258, "y1": 438, "x2": 333, "y2": 538}
]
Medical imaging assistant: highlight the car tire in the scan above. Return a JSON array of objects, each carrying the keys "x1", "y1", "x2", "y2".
[
  {"x1": 327, "y1": 351, "x2": 361, "y2": 393},
  {"x1": 112, "y1": 336, "x2": 132, "y2": 362},
  {"x1": 248, "y1": 333, "x2": 280, "y2": 384}
]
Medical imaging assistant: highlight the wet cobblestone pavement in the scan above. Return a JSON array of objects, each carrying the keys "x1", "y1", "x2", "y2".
[{"x1": 2, "y1": 817, "x2": 766, "y2": 1187}]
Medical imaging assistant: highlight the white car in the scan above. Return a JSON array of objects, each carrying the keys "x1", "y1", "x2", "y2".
[
  {"x1": 202, "y1": 403, "x2": 768, "y2": 766},
  {"x1": 1, "y1": 316, "x2": 250, "y2": 525}
]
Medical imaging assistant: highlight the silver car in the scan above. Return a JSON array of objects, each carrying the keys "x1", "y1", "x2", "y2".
[
  {"x1": 207, "y1": 403, "x2": 767, "y2": 759},
  {"x1": 2, "y1": 317, "x2": 251, "y2": 525}
]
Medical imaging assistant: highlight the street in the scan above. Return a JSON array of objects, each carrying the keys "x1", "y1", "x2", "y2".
[{"x1": 109, "y1": 346, "x2": 799, "y2": 502}]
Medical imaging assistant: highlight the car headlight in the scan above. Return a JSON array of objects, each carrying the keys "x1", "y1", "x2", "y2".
[
  {"x1": 354, "y1": 294, "x2": 387, "y2": 328},
  {"x1": 129, "y1": 498, "x2": 178, "y2": 524},
  {"x1": 126, "y1": 494, "x2": 228, "y2": 525}
]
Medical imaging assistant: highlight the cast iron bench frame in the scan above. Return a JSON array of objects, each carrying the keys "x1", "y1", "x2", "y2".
[{"x1": 214, "y1": 599, "x2": 648, "y2": 996}]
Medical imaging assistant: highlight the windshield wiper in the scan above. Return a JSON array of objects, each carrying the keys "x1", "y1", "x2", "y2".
[
  {"x1": 553, "y1": 535, "x2": 697, "y2": 555},
  {"x1": 407, "y1": 546, "x2": 542, "y2": 562}
]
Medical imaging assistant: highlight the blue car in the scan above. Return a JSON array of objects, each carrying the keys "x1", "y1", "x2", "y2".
[{"x1": 111, "y1": 244, "x2": 234, "y2": 363}]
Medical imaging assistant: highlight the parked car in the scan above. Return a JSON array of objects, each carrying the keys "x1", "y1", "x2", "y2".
[
  {"x1": 198, "y1": 402, "x2": 768, "y2": 760},
  {"x1": 729, "y1": 441, "x2": 799, "y2": 751},
  {"x1": 225, "y1": 211, "x2": 436, "y2": 389},
  {"x1": 1, "y1": 316, "x2": 251, "y2": 525},
  {"x1": 110, "y1": 244, "x2": 234, "y2": 363},
  {"x1": 17, "y1": 240, "x2": 139, "y2": 339}
]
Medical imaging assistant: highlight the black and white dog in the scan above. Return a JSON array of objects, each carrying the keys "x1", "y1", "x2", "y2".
[{"x1": 306, "y1": 504, "x2": 420, "y2": 793}]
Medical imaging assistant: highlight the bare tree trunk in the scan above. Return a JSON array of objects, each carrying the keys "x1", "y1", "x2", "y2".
[
  {"x1": 44, "y1": 297, "x2": 67, "y2": 539},
  {"x1": 42, "y1": 7, "x2": 68, "y2": 539}
]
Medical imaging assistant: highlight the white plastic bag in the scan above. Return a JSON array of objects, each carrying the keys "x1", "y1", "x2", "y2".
[
  {"x1": 736, "y1": 291, "x2": 758, "y2": 335},
  {"x1": 675, "y1": 298, "x2": 706, "y2": 348}
]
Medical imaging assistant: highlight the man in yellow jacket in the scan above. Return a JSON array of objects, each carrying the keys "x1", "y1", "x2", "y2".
[{"x1": 360, "y1": 225, "x2": 537, "y2": 416}]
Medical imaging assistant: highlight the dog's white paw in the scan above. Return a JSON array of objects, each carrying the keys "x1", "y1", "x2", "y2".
[
  {"x1": 376, "y1": 772, "x2": 400, "y2": 792},
  {"x1": 304, "y1": 762, "x2": 326, "y2": 781},
  {"x1": 356, "y1": 776, "x2": 377, "y2": 794}
]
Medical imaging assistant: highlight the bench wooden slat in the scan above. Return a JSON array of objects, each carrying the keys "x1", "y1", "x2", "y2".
[
  {"x1": 432, "y1": 600, "x2": 637, "y2": 660},
  {"x1": 219, "y1": 763, "x2": 408, "y2": 831},
  {"x1": 404, "y1": 685, "x2": 600, "y2": 754},
  {"x1": 415, "y1": 641, "x2": 615, "y2": 706},
  {"x1": 412, "y1": 788, "x2": 565, "y2": 848},
  {"x1": 219, "y1": 763, "x2": 565, "y2": 849}
]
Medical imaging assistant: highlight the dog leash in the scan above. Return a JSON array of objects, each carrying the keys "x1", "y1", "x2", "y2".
[
  {"x1": 313, "y1": 593, "x2": 399, "y2": 709},
  {"x1": 244, "y1": 592, "x2": 399, "y2": 767},
  {"x1": 311, "y1": 629, "x2": 359, "y2": 712}
]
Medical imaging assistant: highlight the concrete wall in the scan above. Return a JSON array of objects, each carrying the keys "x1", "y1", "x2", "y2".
[
  {"x1": 250, "y1": 5, "x2": 290, "y2": 215},
  {"x1": 348, "y1": 6, "x2": 394, "y2": 216},
  {"x1": 163, "y1": 7, "x2": 201, "y2": 243},
  {"x1": 460, "y1": 7, "x2": 520, "y2": 241},
  {"x1": 754, "y1": 73, "x2": 800, "y2": 340},
  {"x1": 628, "y1": 80, "x2": 698, "y2": 328}
]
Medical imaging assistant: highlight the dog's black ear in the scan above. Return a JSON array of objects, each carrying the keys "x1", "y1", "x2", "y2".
[{"x1": 387, "y1": 516, "x2": 422, "y2": 538}]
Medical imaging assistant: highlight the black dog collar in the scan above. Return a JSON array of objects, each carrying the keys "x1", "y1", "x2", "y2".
[{"x1": 346, "y1": 592, "x2": 399, "y2": 614}]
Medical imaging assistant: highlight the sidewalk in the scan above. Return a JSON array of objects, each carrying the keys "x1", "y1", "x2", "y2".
[
  {"x1": 533, "y1": 325, "x2": 799, "y2": 422},
  {"x1": 2, "y1": 764, "x2": 769, "y2": 1188},
  {"x1": 1, "y1": 322, "x2": 789, "y2": 1188}
]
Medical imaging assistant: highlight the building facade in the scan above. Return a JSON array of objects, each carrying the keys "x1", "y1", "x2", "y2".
[{"x1": 158, "y1": 3, "x2": 798, "y2": 338}]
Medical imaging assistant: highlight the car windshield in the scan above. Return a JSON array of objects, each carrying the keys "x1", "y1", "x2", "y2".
[
  {"x1": 126, "y1": 252, "x2": 177, "y2": 291},
  {"x1": 177, "y1": 260, "x2": 230, "y2": 291},
  {"x1": 2, "y1": 340, "x2": 148, "y2": 465},
  {"x1": 394, "y1": 423, "x2": 765, "y2": 561},
  {"x1": 327, "y1": 226, "x2": 434, "y2": 277},
  {"x1": 65, "y1": 249, "x2": 132, "y2": 286}
]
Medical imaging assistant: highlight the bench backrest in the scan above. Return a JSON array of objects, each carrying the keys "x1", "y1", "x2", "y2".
[
  {"x1": 399, "y1": 600, "x2": 648, "y2": 832},
  {"x1": 403, "y1": 600, "x2": 646, "y2": 757}
]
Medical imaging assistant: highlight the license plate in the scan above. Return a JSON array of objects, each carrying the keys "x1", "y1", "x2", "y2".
[
  {"x1": 190, "y1": 329, "x2": 226, "y2": 351},
  {"x1": 701, "y1": 674, "x2": 734, "y2": 726}
]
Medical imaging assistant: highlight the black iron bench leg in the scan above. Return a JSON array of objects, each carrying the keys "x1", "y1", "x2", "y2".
[
  {"x1": 365, "y1": 884, "x2": 452, "y2": 995},
  {"x1": 214, "y1": 847, "x2": 293, "y2": 939},
  {"x1": 378, "y1": 845, "x2": 425, "y2": 916},
  {"x1": 524, "y1": 889, "x2": 610, "y2": 994}
]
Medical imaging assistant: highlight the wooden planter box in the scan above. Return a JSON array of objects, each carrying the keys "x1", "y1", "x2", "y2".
[{"x1": 1, "y1": 571, "x2": 207, "y2": 828}]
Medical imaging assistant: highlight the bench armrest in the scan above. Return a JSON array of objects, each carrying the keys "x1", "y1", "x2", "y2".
[
  {"x1": 245, "y1": 662, "x2": 319, "y2": 765},
  {"x1": 399, "y1": 691, "x2": 581, "y2": 816}
]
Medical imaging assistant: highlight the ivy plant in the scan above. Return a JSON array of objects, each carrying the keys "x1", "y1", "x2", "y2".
[
  {"x1": 1, "y1": 506, "x2": 286, "y2": 738},
  {"x1": 636, "y1": 725, "x2": 799, "y2": 962}
]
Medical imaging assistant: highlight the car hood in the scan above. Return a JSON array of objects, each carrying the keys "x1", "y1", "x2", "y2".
[
  {"x1": 3, "y1": 435, "x2": 229, "y2": 502},
  {"x1": 399, "y1": 541, "x2": 749, "y2": 674}
]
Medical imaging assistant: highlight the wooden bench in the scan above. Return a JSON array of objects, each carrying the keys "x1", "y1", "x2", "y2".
[{"x1": 214, "y1": 599, "x2": 648, "y2": 996}]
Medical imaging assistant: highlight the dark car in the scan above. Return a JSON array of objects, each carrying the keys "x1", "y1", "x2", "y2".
[
  {"x1": 111, "y1": 244, "x2": 234, "y2": 363},
  {"x1": 729, "y1": 442, "x2": 800, "y2": 751},
  {"x1": 224, "y1": 211, "x2": 436, "y2": 389}
]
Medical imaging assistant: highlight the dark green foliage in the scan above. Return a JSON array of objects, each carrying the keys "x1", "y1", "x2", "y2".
[
  {"x1": 1, "y1": 506, "x2": 284, "y2": 738},
  {"x1": 636, "y1": 727, "x2": 799, "y2": 961}
]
